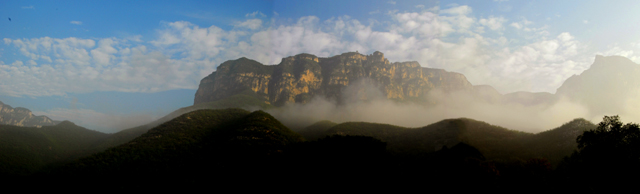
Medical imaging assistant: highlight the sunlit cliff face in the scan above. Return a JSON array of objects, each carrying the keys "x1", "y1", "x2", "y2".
[{"x1": 195, "y1": 51, "x2": 474, "y2": 106}]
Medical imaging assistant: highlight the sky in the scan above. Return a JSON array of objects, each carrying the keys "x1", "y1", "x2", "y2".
[{"x1": 2, "y1": 0, "x2": 640, "y2": 132}]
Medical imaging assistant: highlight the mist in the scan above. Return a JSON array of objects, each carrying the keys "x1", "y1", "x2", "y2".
[
  {"x1": 265, "y1": 78, "x2": 608, "y2": 133},
  {"x1": 34, "y1": 108, "x2": 161, "y2": 133}
]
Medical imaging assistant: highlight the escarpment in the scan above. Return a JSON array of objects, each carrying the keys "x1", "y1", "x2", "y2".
[{"x1": 194, "y1": 51, "x2": 474, "y2": 106}]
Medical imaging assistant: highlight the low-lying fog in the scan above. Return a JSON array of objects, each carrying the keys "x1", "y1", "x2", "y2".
[{"x1": 264, "y1": 79, "x2": 640, "y2": 133}]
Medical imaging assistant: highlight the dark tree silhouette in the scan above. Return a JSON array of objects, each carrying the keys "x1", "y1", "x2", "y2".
[
  {"x1": 558, "y1": 115, "x2": 640, "y2": 192},
  {"x1": 577, "y1": 115, "x2": 640, "y2": 162}
]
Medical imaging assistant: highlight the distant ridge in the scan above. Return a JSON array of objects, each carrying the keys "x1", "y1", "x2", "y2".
[{"x1": 0, "y1": 101, "x2": 59, "y2": 127}]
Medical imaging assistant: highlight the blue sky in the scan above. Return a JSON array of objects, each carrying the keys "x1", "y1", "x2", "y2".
[{"x1": 2, "y1": 0, "x2": 640, "y2": 132}]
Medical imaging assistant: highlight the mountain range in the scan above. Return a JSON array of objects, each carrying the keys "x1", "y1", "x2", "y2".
[
  {"x1": 194, "y1": 52, "x2": 640, "y2": 121},
  {"x1": 0, "y1": 101, "x2": 59, "y2": 127},
  {"x1": 3, "y1": 51, "x2": 640, "y2": 190}
]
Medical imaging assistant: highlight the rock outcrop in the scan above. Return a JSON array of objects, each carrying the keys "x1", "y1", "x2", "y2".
[
  {"x1": 0, "y1": 101, "x2": 58, "y2": 127},
  {"x1": 194, "y1": 51, "x2": 475, "y2": 106}
]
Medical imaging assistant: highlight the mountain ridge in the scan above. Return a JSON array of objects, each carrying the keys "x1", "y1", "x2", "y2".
[
  {"x1": 194, "y1": 51, "x2": 475, "y2": 106},
  {"x1": 195, "y1": 51, "x2": 640, "y2": 111},
  {"x1": 0, "y1": 101, "x2": 60, "y2": 127}
]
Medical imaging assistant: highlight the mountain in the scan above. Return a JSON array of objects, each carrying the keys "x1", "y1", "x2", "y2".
[
  {"x1": 0, "y1": 121, "x2": 108, "y2": 176},
  {"x1": 95, "y1": 90, "x2": 277, "y2": 150},
  {"x1": 194, "y1": 51, "x2": 475, "y2": 106},
  {"x1": 481, "y1": 55, "x2": 640, "y2": 112},
  {"x1": 57, "y1": 109, "x2": 303, "y2": 184},
  {"x1": 556, "y1": 55, "x2": 640, "y2": 116},
  {"x1": 194, "y1": 51, "x2": 640, "y2": 111},
  {"x1": 0, "y1": 101, "x2": 59, "y2": 127}
]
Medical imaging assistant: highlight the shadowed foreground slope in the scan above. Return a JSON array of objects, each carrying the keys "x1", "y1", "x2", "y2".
[
  {"x1": 48, "y1": 108, "x2": 303, "y2": 186},
  {"x1": 96, "y1": 90, "x2": 274, "y2": 150},
  {"x1": 0, "y1": 121, "x2": 108, "y2": 176},
  {"x1": 299, "y1": 117, "x2": 595, "y2": 165}
]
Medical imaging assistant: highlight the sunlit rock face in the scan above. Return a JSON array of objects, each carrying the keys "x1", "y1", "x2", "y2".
[
  {"x1": 194, "y1": 51, "x2": 475, "y2": 106},
  {"x1": 0, "y1": 101, "x2": 57, "y2": 127}
]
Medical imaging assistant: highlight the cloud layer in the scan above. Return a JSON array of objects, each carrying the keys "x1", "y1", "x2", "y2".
[{"x1": 2, "y1": 5, "x2": 602, "y2": 99}]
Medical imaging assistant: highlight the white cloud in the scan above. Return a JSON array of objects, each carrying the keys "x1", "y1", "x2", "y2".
[
  {"x1": 21, "y1": 6, "x2": 34, "y2": 9},
  {"x1": 245, "y1": 11, "x2": 266, "y2": 17},
  {"x1": 90, "y1": 38, "x2": 118, "y2": 66},
  {"x1": 415, "y1": 5, "x2": 425, "y2": 9},
  {"x1": 510, "y1": 22, "x2": 522, "y2": 29},
  {"x1": 151, "y1": 21, "x2": 227, "y2": 60},
  {"x1": 583, "y1": 20, "x2": 589, "y2": 24},
  {"x1": 439, "y1": 5, "x2": 475, "y2": 34},
  {"x1": 387, "y1": 1, "x2": 396, "y2": 5},
  {"x1": 234, "y1": 19, "x2": 263, "y2": 30},
  {"x1": 479, "y1": 16, "x2": 507, "y2": 31},
  {"x1": 0, "y1": 4, "x2": 597, "y2": 98},
  {"x1": 1, "y1": 35, "x2": 211, "y2": 97},
  {"x1": 475, "y1": 32, "x2": 588, "y2": 93},
  {"x1": 393, "y1": 11, "x2": 447, "y2": 37},
  {"x1": 597, "y1": 44, "x2": 640, "y2": 63},
  {"x1": 441, "y1": 5, "x2": 472, "y2": 15},
  {"x1": 510, "y1": 18, "x2": 541, "y2": 32},
  {"x1": 127, "y1": 35, "x2": 143, "y2": 42},
  {"x1": 70, "y1": 21, "x2": 82, "y2": 25}
]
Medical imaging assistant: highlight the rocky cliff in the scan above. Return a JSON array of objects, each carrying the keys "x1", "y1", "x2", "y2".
[
  {"x1": 0, "y1": 101, "x2": 58, "y2": 127},
  {"x1": 194, "y1": 51, "x2": 475, "y2": 106}
]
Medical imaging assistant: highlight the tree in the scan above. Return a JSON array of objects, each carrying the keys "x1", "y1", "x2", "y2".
[
  {"x1": 576, "y1": 115, "x2": 640, "y2": 162},
  {"x1": 558, "y1": 115, "x2": 640, "y2": 192}
]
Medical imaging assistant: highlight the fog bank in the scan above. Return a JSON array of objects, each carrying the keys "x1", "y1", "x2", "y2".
[{"x1": 265, "y1": 79, "x2": 608, "y2": 133}]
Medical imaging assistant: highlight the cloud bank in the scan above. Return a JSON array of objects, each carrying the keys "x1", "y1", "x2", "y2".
[{"x1": 0, "y1": 5, "x2": 605, "y2": 98}]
